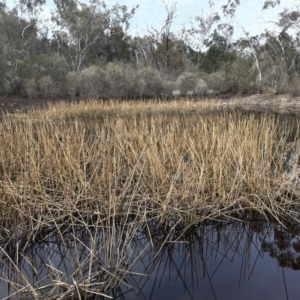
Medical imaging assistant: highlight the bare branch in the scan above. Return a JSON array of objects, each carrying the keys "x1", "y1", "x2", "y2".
[{"x1": 21, "y1": 23, "x2": 32, "y2": 39}]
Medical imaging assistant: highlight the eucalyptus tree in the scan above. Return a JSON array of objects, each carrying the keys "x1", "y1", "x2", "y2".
[
  {"x1": 181, "y1": 0, "x2": 240, "y2": 73},
  {"x1": 103, "y1": 24, "x2": 131, "y2": 63},
  {"x1": 51, "y1": 0, "x2": 109, "y2": 74},
  {"x1": 0, "y1": 4, "x2": 13, "y2": 93},
  {"x1": 146, "y1": 0, "x2": 178, "y2": 72},
  {"x1": 0, "y1": 2, "x2": 39, "y2": 94},
  {"x1": 259, "y1": 3, "x2": 300, "y2": 92},
  {"x1": 51, "y1": 0, "x2": 137, "y2": 74},
  {"x1": 199, "y1": 29, "x2": 237, "y2": 73},
  {"x1": 130, "y1": 36, "x2": 151, "y2": 66}
]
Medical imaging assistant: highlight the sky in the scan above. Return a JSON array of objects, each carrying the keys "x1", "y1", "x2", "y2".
[
  {"x1": 5, "y1": 0, "x2": 297, "y2": 41},
  {"x1": 115, "y1": 0, "x2": 295, "y2": 36}
]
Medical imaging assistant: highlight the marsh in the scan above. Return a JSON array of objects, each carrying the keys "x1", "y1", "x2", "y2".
[{"x1": 1, "y1": 99, "x2": 300, "y2": 299}]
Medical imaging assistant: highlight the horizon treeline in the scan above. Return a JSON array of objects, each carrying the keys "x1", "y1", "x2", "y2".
[{"x1": 1, "y1": 0, "x2": 300, "y2": 99}]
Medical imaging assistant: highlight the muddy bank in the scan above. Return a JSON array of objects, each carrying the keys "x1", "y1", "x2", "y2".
[{"x1": 1, "y1": 93, "x2": 300, "y2": 115}]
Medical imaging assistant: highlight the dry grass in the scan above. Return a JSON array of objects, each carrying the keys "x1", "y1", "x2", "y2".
[
  {"x1": 0, "y1": 98, "x2": 300, "y2": 298},
  {"x1": 1, "y1": 98, "x2": 299, "y2": 224}
]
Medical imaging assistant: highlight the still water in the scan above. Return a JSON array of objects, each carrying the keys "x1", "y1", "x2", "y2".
[
  {"x1": 1, "y1": 219, "x2": 300, "y2": 299},
  {"x1": 122, "y1": 221, "x2": 300, "y2": 300}
]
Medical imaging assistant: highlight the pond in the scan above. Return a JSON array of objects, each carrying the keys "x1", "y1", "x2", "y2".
[
  {"x1": 1, "y1": 219, "x2": 300, "y2": 300},
  {"x1": 2, "y1": 108, "x2": 300, "y2": 299}
]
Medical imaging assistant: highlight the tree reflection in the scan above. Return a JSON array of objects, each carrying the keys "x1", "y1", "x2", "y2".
[{"x1": 262, "y1": 223, "x2": 300, "y2": 271}]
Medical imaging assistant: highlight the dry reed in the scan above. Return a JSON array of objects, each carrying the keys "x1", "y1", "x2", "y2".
[
  {"x1": 0, "y1": 98, "x2": 300, "y2": 298},
  {"x1": 0, "y1": 99, "x2": 300, "y2": 227}
]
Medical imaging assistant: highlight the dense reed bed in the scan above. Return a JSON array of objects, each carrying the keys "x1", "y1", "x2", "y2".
[
  {"x1": 0, "y1": 98, "x2": 300, "y2": 298},
  {"x1": 1, "y1": 99, "x2": 300, "y2": 228}
]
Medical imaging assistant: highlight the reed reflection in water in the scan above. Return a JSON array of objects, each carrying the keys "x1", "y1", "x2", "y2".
[
  {"x1": 125, "y1": 220, "x2": 300, "y2": 300},
  {"x1": 1, "y1": 219, "x2": 300, "y2": 299}
]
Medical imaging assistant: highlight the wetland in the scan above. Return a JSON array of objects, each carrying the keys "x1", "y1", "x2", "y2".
[{"x1": 1, "y1": 98, "x2": 300, "y2": 299}]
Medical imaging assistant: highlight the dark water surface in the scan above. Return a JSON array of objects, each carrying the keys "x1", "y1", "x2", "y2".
[
  {"x1": 124, "y1": 221, "x2": 300, "y2": 300},
  {"x1": 1, "y1": 219, "x2": 300, "y2": 299}
]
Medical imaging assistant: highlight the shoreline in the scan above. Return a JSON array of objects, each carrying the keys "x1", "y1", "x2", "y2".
[{"x1": 1, "y1": 93, "x2": 300, "y2": 115}]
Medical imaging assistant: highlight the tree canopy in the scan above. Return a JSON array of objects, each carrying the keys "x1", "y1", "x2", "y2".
[{"x1": 1, "y1": 0, "x2": 300, "y2": 98}]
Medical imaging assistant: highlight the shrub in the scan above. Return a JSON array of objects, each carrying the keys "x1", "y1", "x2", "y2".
[
  {"x1": 124, "y1": 66, "x2": 145, "y2": 99},
  {"x1": 79, "y1": 66, "x2": 109, "y2": 99},
  {"x1": 176, "y1": 72, "x2": 198, "y2": 95},
  {"x1": 205, "y1": 71, "x2": 226, "y2": 93},
  {"x1": 66, "y1": 71, "x2": 79, "y2": 99},
  {"x1": 284, "y1": 75, "x2": 300, "y2": 96},
  {"x1": 0, "y1": 69, "x2": 20, "y2": 95},
  {"x1": 24, "y1": 78, "x2": 38, "y2": 98},
  {"x1": 137, "y1": 67, "x2": 164, "y2": 98},
  {"x1": 38, "y1": 75, "x2": 57, "y2": 98},
  {"x1": 161, "y1": 80, "x2": 177, "y2": 99},
  {"x1": 261, "y1": 59, "x2": 288, "y2": 94},
  {"x1": 225, "y1": 60, "x2": 258, "y2": 93},
  {"x1": 48, "y1": 54, "x2": 69, "y2": 97},
  {"x1": 105, "y1": 63, "x2": 129, "y2": 98},
  {"x1": 195, "y1": 79, "x2": 209, "y2": 96}
]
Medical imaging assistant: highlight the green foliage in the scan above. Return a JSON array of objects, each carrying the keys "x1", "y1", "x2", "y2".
[
  {"x1": 24, "y1": 78, "x2": 38, "y2": 98},
  {"x1": 38, "y1": 75, "x2": 58, "y2": 98},
  {"x1": 0, "y1": 71, "x2": 19, "y2": 95},
  {"x1": 223, "y1": 58, "x2": 257, "y2": 93},
  {"x1": 286, "y1": 75, "x2": 300, "y2": 96},
  {"x1": 155, "y1": 34, "x2": 184, "y2": 72},
  {"x1": 200, "y1": 31, "x2": 237, "y2": 73},
  {"x1": 104, "y1": 25, "x2": 131, "y2": 62},
  {"x1": 79, "y1": 65, "x2": 109, "y2": 99},
  {"x1": 105, "y1": 62, "x2": 130, "y2": 98},
  {"x1": 66, "y1": 71, "x2": 78, "y2": 99},
  {"x1": 1, "y1": 0, "x2": 300, "y2": 98},
  {"x1": 203, "y1": 71, "x2": 226, "y2": 93},
  {"x1": 176, "y1": 72, "x2": 198, "y2": 95},
  {"x1": 24, "y1": 75, "x2": 60, "y2": 98},
  {"x1": 195, "y1": 78, "x2": 209, "y2": 95},
  {"x1": 137, "y1": 67, "x2": 164, "y2": 98},
  {"x1": 66, "y1": 63, "x2": 149, "y2": 99},
  {"x1": 0, "y1": 37, "x2": 19, "y2": 94},
  {"x1": 0, "y1": 5, "x2": 37, "y2": 94},
  {"x1": 160, "y1": 80, "x2": 176, "y2": 98}
]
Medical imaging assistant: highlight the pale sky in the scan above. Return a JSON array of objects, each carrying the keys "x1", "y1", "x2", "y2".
[
  {"x1": 116, "y1": 0, "x2": 295, "y2": 37},
  {"x1": 5, "y1": 0, "x2": 297, "y2": 40}
]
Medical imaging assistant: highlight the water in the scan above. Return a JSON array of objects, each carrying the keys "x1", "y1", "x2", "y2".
[
  {"x1": 116, "y1": 220, "x2": 300, "y2": 300},
  {"x1": 1, "y1": 219, "x2": 300, "y2": 299}
]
